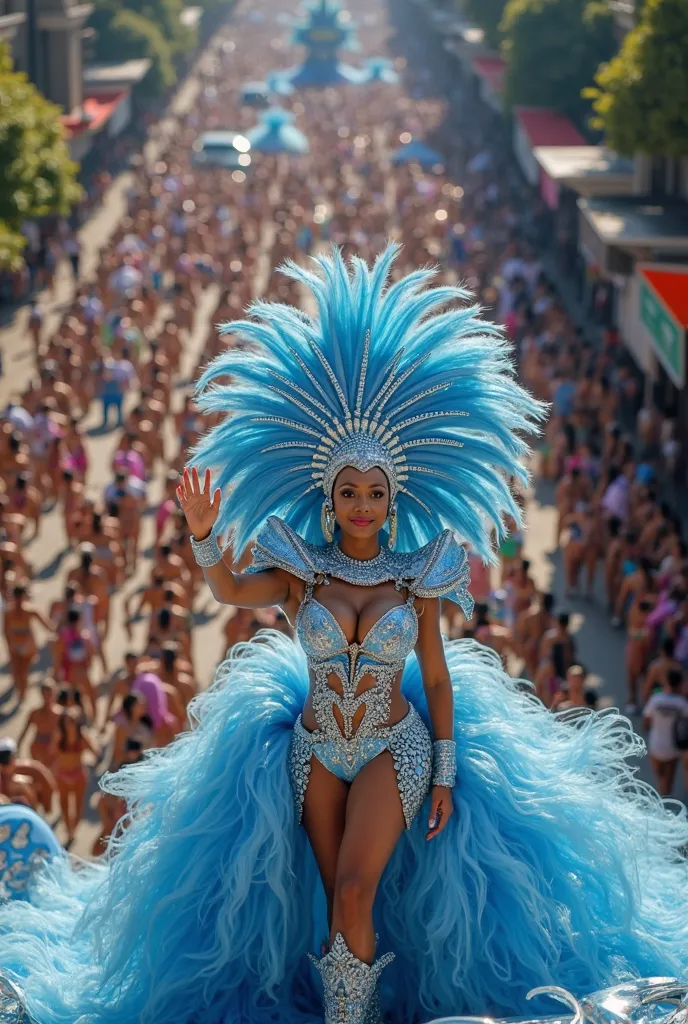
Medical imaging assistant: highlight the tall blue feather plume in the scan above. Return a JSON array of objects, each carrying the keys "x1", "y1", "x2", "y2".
[{"x1": 192, "y1": 244, "x2": 547, "y2": 559}]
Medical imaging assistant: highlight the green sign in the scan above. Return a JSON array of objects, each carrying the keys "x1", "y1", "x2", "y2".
[{"x1": 640, "y1": 279, "x2": 685, "y2": 388}]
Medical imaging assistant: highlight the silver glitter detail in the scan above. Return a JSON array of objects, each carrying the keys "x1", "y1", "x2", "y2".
[
  {"x1": 288, "y1": 580, "x2": 432, "y2": 830},
  {"x1": 261, "y1": 441, "x2": 319, "y2": 453},
  {"x1": 0, "y1": 976, "x2": 31, "y2": 1024},
  {"x1": 391, "y1": 381, "x2": 452, "y2": 417},
  {"x1": 247, "y1": 517, "x2": 475, "y2": 619},
  {"x1": 373, "y1": 351, "x2": 432, "y2": 417},
  {"x1": 354, "y1": 330, "x2": 371, "y2": 422},
  {"x1": 308, "y1": 932, "x2": 395, "y2": 1024},
  {"x1": 322, "y1": 433, "x2": 400, "y2": 501},
  {"x1": 400, "y1": 437, "x2": 465, "y2": 451},
  {"x1": 266, "y1": 369, "x2": 332, "y2": 416},
  {"x1": 305, "y1": 337, "x2": 350, "y2": 415},
  {"x1": 287, "y1": 346, "x2": 336, "y2": 410},
  {"x1": 250, "y1": 416, "x2": 322, "y2": 438},
  {"x1": 264, "y1": 384, "x2": 330, "y2": 427},
  {"x1": 189, "y1": 531, "x2": 223, "y2": 567},
  {"x1": 394, "y1": 409, "x2": 470, "y2": 432},
  {"x1": 432, "y1": 739, "x2": 457, "y2": 787}
]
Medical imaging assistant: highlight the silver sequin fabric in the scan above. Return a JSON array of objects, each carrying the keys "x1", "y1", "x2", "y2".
[
  {"x1": 288, "y1": 590, "x2": 432, "y2": 830},
  {"x1": 247, "y1": 515, "x2": 475, "y2": 619}
]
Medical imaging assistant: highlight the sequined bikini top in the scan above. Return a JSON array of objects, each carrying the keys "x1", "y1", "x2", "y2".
[
  {"x1": 247, "y1": 517, "x2": 473, "y2": 743},
  {"x1": 296, "y1": 589, "x2": 418, "y2": 667}
]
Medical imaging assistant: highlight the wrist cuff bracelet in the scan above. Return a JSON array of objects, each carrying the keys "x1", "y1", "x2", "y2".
[
  {"x1": 432, "y1": 739, "x2": 457, "y2": 788},
  {"x1": 190, "y1": 531, "x2": 223, "y2": 567}
]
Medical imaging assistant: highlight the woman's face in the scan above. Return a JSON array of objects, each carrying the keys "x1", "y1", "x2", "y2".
[{"x1": 332, "y1": 467, "x2": 390, "y2": 542}]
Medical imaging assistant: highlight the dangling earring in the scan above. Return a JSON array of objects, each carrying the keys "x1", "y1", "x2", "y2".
[
  {"x1": 321, "y1": 498, "x2": 335, "y2": 543},
  {"x1": 388, "y1": 503, "x2": 397, "y2": 549}
]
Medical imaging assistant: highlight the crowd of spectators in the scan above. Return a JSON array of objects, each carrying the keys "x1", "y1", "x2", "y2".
[{"x1": 0, "y1": 0, "x2": 685, "y2": 854}]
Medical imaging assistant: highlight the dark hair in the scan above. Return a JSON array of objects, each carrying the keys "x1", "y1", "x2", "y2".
[
  {"x1": 158, "y1": 607, "x2": 171, "y2": 630},
  {"x1": 662, "y1": 637, "x2": 676, "y2": 657},
  {"x1": 608, "y1": 517, "x2": 621, "y2": 538},
  {"x1": 121, "y1": 693, "x2": 140, "y2": 719},
  {"x1": 667, "y1": 669, "x2": 684, "y2": 690},
  {"x1": 0, "y1": 750, "x2": 12, "y2": 767},
  {"x1": 57, "y1": 687, "x2": 78, "y2": 706},
  {"x1": 583, "y1": 688, "x2": 598, "y2": 709}
]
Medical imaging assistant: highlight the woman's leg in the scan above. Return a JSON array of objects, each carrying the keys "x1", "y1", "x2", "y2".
[
  {"x1": 302, "y1": 755, "x2": 349, "y2": 927},
  {"x1": 330, "y1": 751, "x2": 406, "y2": 964},
  {"x1": 57, "y1": 781, "x2": 71, "y2": 835},
  {"x1": 71, "y1": 772, "x2": 88, "y2": 837}
]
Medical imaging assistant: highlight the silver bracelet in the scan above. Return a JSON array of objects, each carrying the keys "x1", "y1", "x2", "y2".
[
  {"x1": 189, "y1": 530, "x2": 223, "y2": 567},
  {"x1": 432, "y1": 739, "x2": 457, "y2": 788}
]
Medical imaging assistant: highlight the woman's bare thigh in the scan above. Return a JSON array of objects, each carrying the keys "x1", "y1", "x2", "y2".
[{"x1": 302, "y1": 755, "x2": 349, "y2": 908}]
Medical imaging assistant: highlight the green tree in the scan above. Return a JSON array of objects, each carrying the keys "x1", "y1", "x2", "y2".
[
  {"x1": 463, "y1": 0, "x2": 507, "y2": 49},
  {"x1": 125, "y1": 0, "x2": 195, "y2": 56},
  {"x1": 0, "y1": 43, "x2": 81, "y2": 271},
  {"x1": 89, "y1": 1, "x2": 177, "y2": 95},
  {"x1": 501, "y1": 0, "x2": 615, "y2": 129},
  {"x1": 588, "y1": 0, "x2": 688, "y2": 157}
]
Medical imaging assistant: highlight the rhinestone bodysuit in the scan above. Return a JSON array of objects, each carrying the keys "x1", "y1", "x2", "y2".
[
  {"x1": 248, "y1": 516, "x2": 470, "y2": 829},
  {"x1": 290, "y1": 584, "x2": 432, "y2": 830}
]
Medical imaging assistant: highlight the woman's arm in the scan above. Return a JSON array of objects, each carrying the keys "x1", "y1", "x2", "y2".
[
  {"x1": 415, "y1": 596, "x2": 455, "y2": 841},
  {"x1": 177, "y1": 467, "x2": 293, "y2": 610},
  {"x1": 415, "y1": 597, "x2": 454, "y2": 741}
]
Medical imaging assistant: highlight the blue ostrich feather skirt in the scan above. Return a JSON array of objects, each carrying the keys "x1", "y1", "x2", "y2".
[{"x1": 0, "y1": 633, "x2": 686, "y2": 1024}]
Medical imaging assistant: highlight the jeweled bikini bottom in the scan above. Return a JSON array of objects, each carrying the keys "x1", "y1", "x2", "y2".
[{"x1": 288, "y1": 703, "x2": 432, "y2": 830}]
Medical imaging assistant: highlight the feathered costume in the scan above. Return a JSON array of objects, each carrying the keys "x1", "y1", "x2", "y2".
[{"x1": 0, "y1": 246, "x2": 687, "y2": 1024}]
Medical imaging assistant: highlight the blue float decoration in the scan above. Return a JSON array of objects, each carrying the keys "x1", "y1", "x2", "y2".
[
  {"x1": 360, "y1": 56, "x2": 399, "y2": 84},
  {"x1": 277, "y1": 0, "x2": 363, "y2": 89},
  {"x1": 245, "y1": 107, "x2": 310, "y2": 155},
  {"x1": 0, "y1": 805, "x2": 62, "y2": 902}
]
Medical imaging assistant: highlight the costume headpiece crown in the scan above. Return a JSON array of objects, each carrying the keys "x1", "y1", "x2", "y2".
[{"x1": 192, "y1": 244, "x2": 546, "y2": 557}]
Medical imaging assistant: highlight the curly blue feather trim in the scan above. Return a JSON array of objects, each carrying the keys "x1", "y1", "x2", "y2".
[{"x1": 0, "y1": 634, "x2": 686, "y2": 1024}]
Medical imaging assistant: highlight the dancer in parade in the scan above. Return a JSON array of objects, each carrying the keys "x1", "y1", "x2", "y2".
[{"x1": 0, "y1": 246, "x2": 687, "y2": 1024}]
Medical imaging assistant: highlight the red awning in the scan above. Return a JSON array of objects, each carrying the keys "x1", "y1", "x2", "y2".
[
  {"x1": 515, "y1": 107, "x2": 586, "y2": 148},
  {"x1": 471, "y1": 56, "x2": 505, "y2": 93},
  {"x1": 61, "y1": 90, "x2": 128, "y2": 139},
  {"x1": 641, "y1": 267, "x2": 688, "y2": 327}
]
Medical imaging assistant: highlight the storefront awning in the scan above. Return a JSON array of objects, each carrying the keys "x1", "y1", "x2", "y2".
[
  {"x1": 533, "y1": 145, "x2": 634, "y2": 197},
  {"x1": 638, "y1": 264, "x2": 688, "y2": 388},
  {"x1": 513, "y1": 107, "x2": 584, "y2": 192},
  {"x1": 579, "y1": 195, "x2": 688, "y2": 252},
  {"x1": 515, "y1": 107, "x2": 586, "y2": 148},
  {"x1": 62, "y1": 90, "x2": 129, "y2": 139}
]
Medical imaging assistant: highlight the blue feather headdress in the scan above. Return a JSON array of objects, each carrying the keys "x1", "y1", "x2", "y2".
[{"x1": 192, "y1": 244, "x2": 547, "y2": 559}]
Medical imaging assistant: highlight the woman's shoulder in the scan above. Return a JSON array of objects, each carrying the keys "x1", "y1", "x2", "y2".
[
  {"x1": 248, "y1": 518, "x2": 474, "y2": 618},
  {"x1": 247, "y1": 517, "x2": 319, "y2": 584}
]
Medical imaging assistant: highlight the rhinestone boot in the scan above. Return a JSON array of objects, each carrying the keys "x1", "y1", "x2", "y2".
[{"x1": 308, "y1": 932, "x2": 395, "y2": 1024}]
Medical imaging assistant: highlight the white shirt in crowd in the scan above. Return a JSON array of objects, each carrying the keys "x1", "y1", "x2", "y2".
[{"x1": 644, "y1": 691, "x2": 688, "y2": 761}]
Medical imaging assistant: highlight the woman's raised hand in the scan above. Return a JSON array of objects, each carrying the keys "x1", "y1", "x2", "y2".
[{"x1": 177, "y1": 467, "x2": 221, "y2": 540}]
